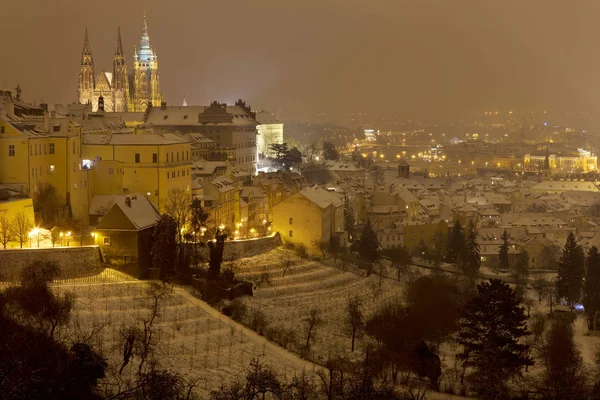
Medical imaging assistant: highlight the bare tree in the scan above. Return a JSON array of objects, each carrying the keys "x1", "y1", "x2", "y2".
[
  {"x1": 304, "y1": 308, "x2": 324, "y2": 349},
  {"x1": 344, "y1": 295, "x2": 364, "y2": 352},
  {"x1": 0, "y1": 213, "x2": 14, "y2": 249},
  {"x1": 295, "y1": 243, "x2": 308, "y2": 260},
  {"x1": 164, "y1": 188, "x2": 191, "y2": 243},
  {"x1": 12, "y1": 211, "x2": 32, "y2": 248},
  {"x1": 280, "y1": 252, "x2": 295, "y2": 277},
  {"x1": 312, "y1": 239, "x2": 329, "y2": 260},
  {"x1": 137, "y1": 283, "x2": 171, "y2": 375},
  {"x1": 50, "y1": 226, "x2": 61, "y2": 247}
]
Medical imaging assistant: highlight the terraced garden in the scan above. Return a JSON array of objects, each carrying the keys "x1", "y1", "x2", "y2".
[
  {"x1": 54, "y1": 280, "x2": 315, "y2": 398},
  {"x1": 230, "y1": 248, "x2": 421, "y2": 361}
]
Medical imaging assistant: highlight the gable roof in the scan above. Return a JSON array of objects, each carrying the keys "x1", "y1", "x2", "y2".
[
  {"x1": 95, "y1": 194, "x2": 160, "y2": 231},
  {"x1": 298, "y1": 187, "x2": 344, "y2": 209}
]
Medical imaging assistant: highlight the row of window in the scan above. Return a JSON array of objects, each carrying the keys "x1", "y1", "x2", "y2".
[
  {"x1": 237, "y1": 155, "x2": 256, "y2": 163},
  {"x1": 31, "y1": 165, "x2": 57, "y2": 178},
  {"x1": 166, "y1": 169, "x2": 190, "y2": 179},
  {"x1": 29, "y1": 143, "x2": 56, "y2": 156},
  {"x1": 73, "y1": 180, "x2": 87, "y2": 190},
  {"x1": 108, "y1": 167, "x2": 123, "y2": 175}
]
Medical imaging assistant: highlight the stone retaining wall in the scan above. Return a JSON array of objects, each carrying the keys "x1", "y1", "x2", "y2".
[
  {"x1": 0, "y1": 246, "x2": 103, "y2": 281},
  {"x1": 194, "y1": 233, "x2": 282, "y2": 261}
]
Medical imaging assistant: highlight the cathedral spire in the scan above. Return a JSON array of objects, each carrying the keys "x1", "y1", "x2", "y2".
[
  {"x1": 140, "y1": 11, "x2": 150, "y2": 50},
  {"x1": 81, "y1": 27, "x2": 93, "y2": 65},
  {"x1": 116, "y1": 26, "x2": 124, "y2": 55}
]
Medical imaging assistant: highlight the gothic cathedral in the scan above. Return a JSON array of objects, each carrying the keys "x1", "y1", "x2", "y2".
[{"x1": 77, "y1": 13, "x2": 163, "y2": 112}]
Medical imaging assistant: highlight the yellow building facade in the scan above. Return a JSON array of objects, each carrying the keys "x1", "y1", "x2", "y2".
[
  {"x1": 82, "y1": 133, "x2": 192, "y2": 211},
  {"x1": 0, "y1": 115, "x2": 89, "y2": 223}
]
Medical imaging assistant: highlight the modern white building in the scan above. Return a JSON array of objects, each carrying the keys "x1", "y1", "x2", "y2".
[{"x1": 255, "y1": 111, "x2": 283, "y2": 158}]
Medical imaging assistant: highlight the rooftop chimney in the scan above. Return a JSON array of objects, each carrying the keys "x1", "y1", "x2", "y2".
[
  {"x1": 160, "y1": 101, "x2": 167, "y2": 110},
  {"x1": 125, "y1": 197, "x2": 131, "y2": 207}
]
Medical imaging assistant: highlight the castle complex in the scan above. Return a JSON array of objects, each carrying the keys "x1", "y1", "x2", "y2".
[{"x1": 77, "y1": 13, "x2": 163, "y2": 112}]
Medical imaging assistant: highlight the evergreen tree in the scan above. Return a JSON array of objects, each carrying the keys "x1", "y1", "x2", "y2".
[
  {"x1": 458, "y1": 279, "x2": 532, "y2": 399},
  {"x1": 513, "y1": 250, "x2": 530, "y2": 300},
  {"x1": 358, "y1": 220, "x2": 379, "y2": 262},
  {"x1": 557, "y1": 232, "x2": 585, "y2": 307},
  {"x1": 584, "y1": 246, "x2": 600, "y2": 330},
  {"x1": 537, "y1": 317, "x2": 589, "y2": 400},
  {"x1": 151, "y1": 215, "x2": 178, "y2": 283},
  {"x1": 499, "y1": 230, "x2": 510, "y2": 271},
  {"x1": 458, "y1": 220, "x2": 480, "y2": 285},
  {"x1": 445, "y1": 221, "x2": 465, "y2": 263},
  {"x1": 322, "y1": 141, "x2": 340, "y2": 160}
]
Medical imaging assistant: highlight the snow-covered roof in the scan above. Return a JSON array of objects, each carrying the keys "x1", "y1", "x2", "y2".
[
  {"x1": 531, "y1": 181, "x2": 599, "y2": 193},
  {"x1": 83, "y1": 133, "x2": 187, "y2": 145},
  {"x1": 144, "y1": 105, "x2": 258, "y2": 127},
  {"x1": 298, "y1": 187, "x2": 344, "y2": 209},
  {"x1": 210, "y1": 177, "x2": 237, "y2": 193},
  {"x1": 96, "y1": 194, "x2": 160, "y2": 231},
  {"x1": 397, "y1": 187, "x2": 418, "y2": 203}
]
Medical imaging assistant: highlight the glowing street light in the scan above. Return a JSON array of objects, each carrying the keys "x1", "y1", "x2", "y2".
[{"x1": 219, "y1": 224, "x2": 225, "y2": 230}]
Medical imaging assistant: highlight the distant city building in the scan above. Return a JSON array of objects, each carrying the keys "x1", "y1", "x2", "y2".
[
  {"x1": 255, "y1": 111, "x2": 283, "y2": 158},
  {"x1": 143, "y1": 100, "x2": 258, "y2": 174},
  {"x1": 524, "y1": 146, "x2": 597, "y2": 172},
  {"x1": 77, "y1": 13, "x2": 163, "y2": 112}
]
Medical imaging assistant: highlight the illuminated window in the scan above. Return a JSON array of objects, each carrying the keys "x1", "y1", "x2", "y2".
[
  {"x1": 49, "y1": 165, "x2": 55, "y2": 174},
  {"x1": 103, "y1": 237, "x2": 111, "y2": 245}
]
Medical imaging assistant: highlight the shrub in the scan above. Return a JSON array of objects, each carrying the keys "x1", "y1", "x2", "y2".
[
  {"x1": 222, "y1": 298, "x2": 248, "y2": 322},
  {"x1": 248, "y1": 309, "x2": 270, "y2": 336}
]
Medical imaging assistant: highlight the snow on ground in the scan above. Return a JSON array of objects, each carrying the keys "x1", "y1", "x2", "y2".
[
  {"x1": 50, "y1": 279, "x2": 316, "y2": 398},
  {"x1": 230, "y1": 248, "x2": 423, "y2": 363}
]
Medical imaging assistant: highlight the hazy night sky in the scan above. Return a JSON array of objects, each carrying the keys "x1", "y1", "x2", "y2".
[{"x1": 2, "y1": 0, "x2": 600, "y2": 124}]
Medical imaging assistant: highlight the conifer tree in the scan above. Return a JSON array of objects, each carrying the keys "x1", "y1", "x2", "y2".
[
  {"x1": 499, "y1": 230, "x2": 510, "y2": 271},
  {"x1": 151, "y1": 215, "x2": 178, "y2": 283},
  {"x1": 445, "y1": 220, "x2": 465, "y2": 264},
  {"x1": 458, "y1": 279, "x2": 532, "y2": 398},
  {"x1": 358, "y1": 220, "x2": 379, "y2": 262},
  {"x1": 557, "y1": 232, "x2": 585, "y2": 307},
  {"x1": 584, "y1": 246, "x2": 600, "y2": 330},
  {"x1": 458, "y1": 220, "x2": 480, "y2": 285}
]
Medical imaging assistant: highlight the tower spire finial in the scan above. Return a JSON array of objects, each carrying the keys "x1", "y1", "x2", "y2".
[
  {"x1": 81, "y1": 27, "x2": 93, "y2": 65},
  {"x1": 116, "y1": 26, "x2": 123, "y2": 55},
  {"x1": 140, "y1": 11, "x2": 150, "y2": 49}
]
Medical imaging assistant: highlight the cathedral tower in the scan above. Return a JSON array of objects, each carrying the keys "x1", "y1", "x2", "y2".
[
  {"x1": 112, "y1": 27, "x2": 129, "y2": 112},
  {"x1": 78, "y1": 28, "x2": 95, "y2": 106},
  {"x1": 132, "y1": 13, "x2": 162, "y2": 112}
]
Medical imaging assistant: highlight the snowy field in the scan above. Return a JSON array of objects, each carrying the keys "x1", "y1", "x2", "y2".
[
  {"x1": 230, "y1": 248, "x2": 421, "y2": 362},
  {"x1": 51, "y1": 279, "x2": 316, "y2": 398}
]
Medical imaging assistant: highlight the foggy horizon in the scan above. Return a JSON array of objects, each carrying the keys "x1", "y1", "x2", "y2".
[{"x1": 3, "y1": 0, "x2": 600, "y2": 124}]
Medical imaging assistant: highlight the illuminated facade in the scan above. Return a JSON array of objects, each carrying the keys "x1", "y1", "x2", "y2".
[
  {"x1": 524, "y1": 149, "x2": 597, "y2": 172},
  {"x1": 77, "y1": 14, "x2": 162, "y2": 113},
  {"x1": 255, "y1": 111, "x2": 283, "y2": 158}
]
